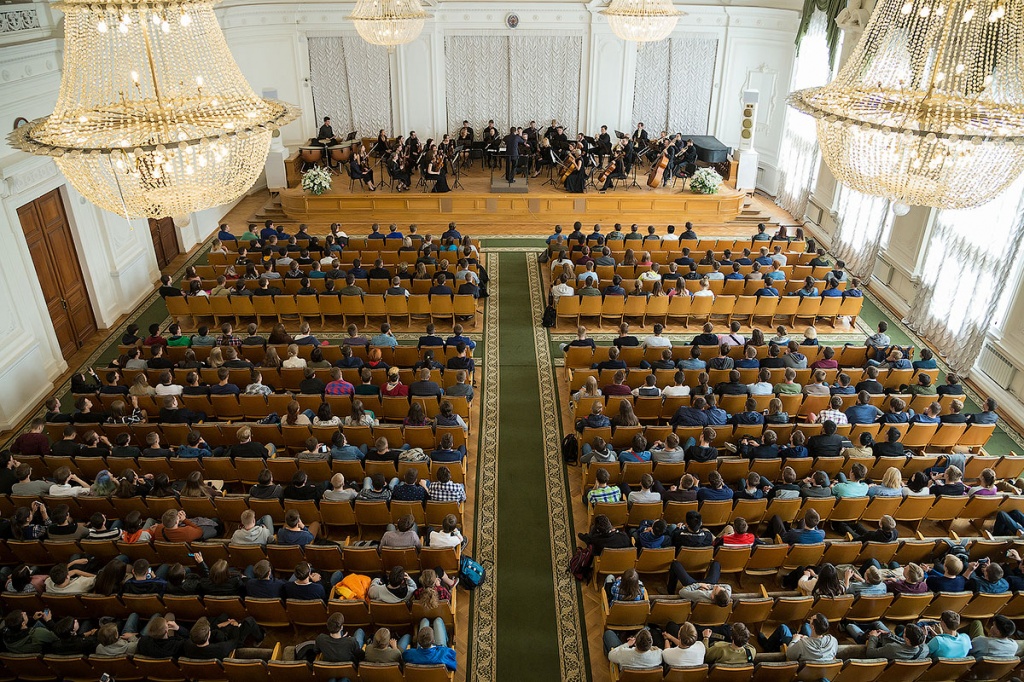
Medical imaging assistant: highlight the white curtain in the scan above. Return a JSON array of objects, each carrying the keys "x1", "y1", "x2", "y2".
[
  {"x1": 444, "y1": 35, "x2": 582, "y2": 136},
  {"x1": 775, "y1": 10, "x2": 832, "y2": 219},
  {"x1": 307, "y1": 37, "x2": 393, "y2": 136},
  {"x1": 632, "y1": 35, "x2": 718, "y2": 134},
  {"x1": 831, "y1": 184, "x2": 892, "y2": 280},
  {"x1": 509, "y1": 36, "x2": 583, "y2": 135},
  {"x1": 444, "y1": 36, "x2": 510, "y2": 135},
  {"x1": 905, "y1": 175, "x2": 1024, "y2": 373}
]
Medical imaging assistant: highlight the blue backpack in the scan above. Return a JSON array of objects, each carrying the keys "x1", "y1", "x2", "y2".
[{"x1": 459, "y1": 555, "x2": 487, "y2": 590}]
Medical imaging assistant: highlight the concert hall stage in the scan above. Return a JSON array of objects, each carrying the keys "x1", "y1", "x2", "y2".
[{"x1": 277, "y1": 171, "x2": 746, "y2": 227}]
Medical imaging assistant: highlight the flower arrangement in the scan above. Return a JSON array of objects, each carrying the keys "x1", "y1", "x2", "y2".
[
  {"x1": 690, "y1": 167, "x2": 723, "y2": 195},
  {"x1": 301, "y1": 166, "x2": 332, "y2": 195}
]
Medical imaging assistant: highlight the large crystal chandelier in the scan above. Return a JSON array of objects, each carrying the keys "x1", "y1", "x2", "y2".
[
  {"x1": 601, "y1": 0, "x2": 684, "y2": 43},
  {"x1": 349, "y1": 0, "x2": 429, "y2": 50},
  {"x1": 7, "y1": 0, "x2": 299, "y2": 220},
  {"x1": 789, "y1": 0, "x2": 1024, "y2": 210}
]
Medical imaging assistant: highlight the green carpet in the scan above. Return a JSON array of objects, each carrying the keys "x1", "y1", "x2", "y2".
[{"x1": 494, "y1": 252, "x2": 564, "y2": 681}]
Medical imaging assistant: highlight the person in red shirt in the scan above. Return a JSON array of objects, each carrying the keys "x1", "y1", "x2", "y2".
[
  {"x1": 602, "y1": 370, "x2": 633, "y2": 396},
  {"x1": 148, "y1": 508, "x2": 217, "y2": 541},
  {"x1": 714, "y1": 517, "x2": 759, "y2": 547},
  {"x1": 12, "y1": 418, "x2": 50, "y2": 457},
  {"x1": 325, "y1": 367, "x2": 355, "y2": 396},
  {"x1": 143, "y1": 323, "x2": 168, "y2": 347}
]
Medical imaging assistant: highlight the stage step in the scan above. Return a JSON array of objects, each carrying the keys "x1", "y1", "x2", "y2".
[{"x1": 489, "y1": 177, "x2": 530, "y2": 194}]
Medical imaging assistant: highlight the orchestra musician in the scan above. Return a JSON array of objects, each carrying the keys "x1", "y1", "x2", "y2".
[
  {"x1": 504, "y1": 127, "x2": 525, "y2": 183},
  {"x1": 600, "y1": 148, "x2": 627, "y2": 192},
  {"x1": 439, "y1": 134, "x2": 455, "y2": 161},
  {"x1": 544, "y1": 119, "x2": 560, "y2": 141},
  {"x1": 483, "y1": 120, "x2": 500, "y2": 169},
  {"x1": 314, "y1": 115, "x2": 341, "y2": 167},
  {"x1": 597, "y1": 125, "x2": 612, "y2": 166},
  {"x1": 386, "y1": 148, "x2": 411, "y2": 192},
  {"x1": 564, "y1": 149, "x2": 587, "y2": 194},
  {"x1": 372, "y1": 129, "x2": 389, "y2": 156},
  {"x1": 632, "y1": 122, "x2": 649, "y2": 147},
  {"x1": 525, "y1": 120, "x2": 539, "y2": 148},
  {"x1": 662, "y1": 134, "x2": 682, "y2": 182},
  {"x1": 550, "y1": 125, "x2": 569, "y2": 151},
  {"x1": 427, "y1": 150, "x2": 451, "y2": 193},
  {"x1": 349, "y1": 143, "x2": 377, "y2": 191},
  {"x1": 678, "y1": 138, "x2": 698, "y2": 178},
  {"x1": 406, "y1": 131, "x2": 422, "y2": 168},
  {"x1": 457, "y1": 121, "x2": 474, "y2": 165}
]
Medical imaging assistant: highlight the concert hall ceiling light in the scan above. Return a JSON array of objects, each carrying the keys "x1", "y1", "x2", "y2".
[
  {"x1": 788, "y1": 0, "x2": 1024, "y2": 209},
  {"x1": 348, "y1": 0, "x2": 429, "y2": 50},
  {"x1": 601, "y1": 0, "x2": 684, "y2": 43},
  {"x1": 7, "y1": 0, "x2": 299, "y2": 220}
]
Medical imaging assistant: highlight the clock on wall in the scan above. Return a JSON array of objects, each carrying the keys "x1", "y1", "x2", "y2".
[{"x1": 506, "y1": 13, "x2": 519, "y2": 29}]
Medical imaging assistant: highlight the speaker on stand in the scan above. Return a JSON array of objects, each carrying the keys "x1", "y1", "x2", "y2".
[{"x1": 735, "y1": 90, "x2": 759, "y2": 193}]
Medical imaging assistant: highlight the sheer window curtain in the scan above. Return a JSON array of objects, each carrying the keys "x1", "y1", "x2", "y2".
[
  {"x1": 831, "y1": 185, "x2": 892, "y2": 280},
  {"x1": 307, "y1": 37, "x2": 393, "y2": 135},
  {"x1": 904, "y1": 174, "x2": 1024, "y2": 373},
  {"x1": 632, "y1": 35, "x2": 718, "y2": 134},
  {"x1": 775, "y1": 9, "x2": 831, "y2": 219}
]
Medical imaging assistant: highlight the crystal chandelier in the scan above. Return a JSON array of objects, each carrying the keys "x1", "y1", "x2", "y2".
[
  {"x1": 349, "y1": 0, "x2": 429, "y2": 50},
  {"x1": 789, "y1": 0, "x2": 1024, "y2": 210},
  {"x1": 601, "y1": 0, "x2": 684, "y2": 43},
  {"x1": 7, "y1": 0, "x2": 299, "y2": 220}
]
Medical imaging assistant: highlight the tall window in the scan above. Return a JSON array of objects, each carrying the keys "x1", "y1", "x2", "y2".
[
  {"x1": 905, "y1": 174, "x2": 1024, "y2": 372},
  {"x1": 775, "y1": 10, "x2": 833, "y2": 219},
  {"x1": 831, "y1": 185, "x2": 892, "y2": 279}
]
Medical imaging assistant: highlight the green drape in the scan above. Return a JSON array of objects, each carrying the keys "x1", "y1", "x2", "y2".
[{"x1": 795, "y1": 0, "x2": 847, "y2": 67}]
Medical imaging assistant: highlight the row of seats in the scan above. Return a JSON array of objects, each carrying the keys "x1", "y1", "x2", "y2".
[
  {"x1": 566, "y1": 342, "x2": 874, "y2": 366},
  {"x1": 554, "y1": 294, "x2": 864, "y2": 329},
  {"x1": 595, "y1": 536, "x2": 1016, "y2": 592},
  {"x1": 46, "y1": 419, "x2": 468, "y2": 449},
  {"x1": 609, "y1": 653, "x2": 1020, "y2": 682},
  {"x1": 556, "y1": 264, "x2": 836, "y2": 280},
  {"x1": 587, "y1": 493, "x2": 1021, "y2": 534},
  {"x1": 575, "y1": 421, "x2": 995, "y2": 452},
  {"x1": 118, "y1": 343, "x2": 470, "y2": 364},
  {"x1": 554, "y1": 278, "x2": 851, "y2": 296},
  {"x1": 579, "y1": 453, "x2": 1024, "y2": 487},
  {"x1": 197, "y1": 262, "x2": 480, "y2": 279},
  {"x1": 545, "y1": 237, "x2": 809, "y2": 255},
  {"x1": 0, "y1": 653, "x2": 457, "y2": 682},
  {"x1": 167, "y1": 293, "x2": 480, "y2": 329}
]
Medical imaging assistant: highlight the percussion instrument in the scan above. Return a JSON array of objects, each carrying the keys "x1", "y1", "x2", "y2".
[
  {"x1": 300, "y1": 146, "x2": 324, "y2": 165},
  {"x1": 328, "y1": 145, "x2": 353, "y2": 165}
]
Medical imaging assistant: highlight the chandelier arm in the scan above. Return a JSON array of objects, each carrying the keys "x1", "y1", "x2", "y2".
[{"x1": 139, "y1": 9, "x2": 165, "y2": 107}]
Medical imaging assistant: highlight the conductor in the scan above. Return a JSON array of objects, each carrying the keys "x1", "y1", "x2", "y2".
[{"x1": 504, "y1": 127, "x2": 523, "y2": 183}]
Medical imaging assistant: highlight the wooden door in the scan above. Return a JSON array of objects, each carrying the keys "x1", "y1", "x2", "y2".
[
  {"x1": 149, "y1": 217, "x2": 180, "y2": 268},
  {"x1": 18, "y1": 188, "x2": 97, "y2": 359}
]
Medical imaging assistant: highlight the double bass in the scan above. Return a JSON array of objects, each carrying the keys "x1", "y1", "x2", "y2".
[{"x1": 647, "y1": 149, "x2": 669, "y2": 188}]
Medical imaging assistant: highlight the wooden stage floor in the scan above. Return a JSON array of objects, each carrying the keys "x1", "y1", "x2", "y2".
[{"x1": 277, "y1": 165, "x2": 747, "y2": 227}]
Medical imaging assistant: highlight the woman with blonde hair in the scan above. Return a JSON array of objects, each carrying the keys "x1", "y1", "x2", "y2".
[
  {"x1": 572, "y1": 376, "x2": 602, "y2": 403},
  {"x1": 413, "y1": 569, "x2": 451, "y2": 610},
  {"x1": 382, "y1": 367, "x2": 408, "y2": 397},
  {"x1": 868, "y1": 467, "x2": 904, "y2": 498},
  {"x1": 364, "y1": 627, "x2": 406, "y2": 662},
  {"x1": 692, "y1": 277, "x2": 715, "y2": 299},
  {"x1": 282, "y1": 344, "x2": 306, "y2": 369},
  {"x1": 207, "y1": 347, "x2": 225, "y2": 368},
  {"x1": 129, "y1": 373, "x2": 156, "y2": 397}
]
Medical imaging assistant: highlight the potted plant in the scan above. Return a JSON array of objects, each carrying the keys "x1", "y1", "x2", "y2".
[
  {"x1": 301, "y1": 166, "x2": 332, "y2": 195},
  {"x1": 689, "y1": 167, "x2": 723, "y2": 195}
]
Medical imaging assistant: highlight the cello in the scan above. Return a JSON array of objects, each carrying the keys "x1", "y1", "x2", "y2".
[
  {"x1": 647, "y1": 149, "x2": 669, "y2": 188},
  {"x1": 597, "y1": 151, "x2": 622, "y2": 185},
  {"x1": 560, "y1": 153, "x2": 580, "y2": 185}
]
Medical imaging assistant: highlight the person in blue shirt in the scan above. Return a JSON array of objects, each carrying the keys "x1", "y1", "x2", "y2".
[
  {"x1": 546, "y1": 225, "x2": 564, "y2": 244},
  {"x1": 765, "y1": 263, "x2": 787, "y2": 283},
  {"x1": 878, "y1": 397, "x2": 913, "y2": 423},
  {"x1": 821, "y1": 278, "x2": 843, "y2": 297},
  {"x1": 768, "y1": 508, "x2": 825, "y2": 544},
  {"x1": 846, "y1": 392, "x2": 884, "y2": 424},
  {"x1": 754, "y1": 247, "x2": 774, "y2": 267},
  {"x1": 830, "y1": 373, "x2": 856, "y2": 395},
  {"x1": 633, "y1": 519, "x2": 672, "y2": 549},
  {"x1": 277, "y1": 510, "x2": 319, "y2": 548},
  {"x1": 756, "y1": 284, "x2": 780, "y2": 298},
  {"x1": 910, "y1": 403, "x2": 942, "y2": 424},
  {"x1": 670, "y1": 397, "x2": 710, "y2": 427},
  {"x1": 418, "y1": 324, "x2": 445, "y2": 349},
  {"x1": 925, "y1": 611, "x2": 972, "y2": 659},
  {"x1": 577, "y1": 402, "x2": 611, "y2": 432},
  {"x1": 259, "y1": 220, "x2": 278, "y2": 242},
  {"x1": 366, "y1": 223, "x2": 386, "y2": 241},
  {"x1": 603, "y1": 274, "x2": 627, "y2": 297},
  {"x1": 965, "y1": 560, "x2": 1010, "y2": 594},
  {"x1": 386, "y1": 224, "x2": 404, "y2": 240},
  {"x1": 217, "y1": 224, "x2": 236, "y2": 242},
  {"x1": 244, "y1": 560, "x2": 287, "y2": 598},
  {"x1": 725, "y1": 263, "x2": 746, "y2": 280},
  {"x1": 330, "y1": 432, "x2": 367, "y2": 461},
  {"x1": 282, "y1": 561, "x2": 329, "y2": 602},
  {"x1": 703, "y1": 396, "x2": 729, "y2": 425},
  {"x1": 403, "y1": 621, "x2": 456, "y2": 671},
  {"x1": 912, "y1": 348, "x2": 938, "y2": 370},
  {"x1": 696, "y1": 471, "x2": 733, "y2": 501},
  {"x1": 843, "y1": 278, "x2": 864, "y2": 298},
  {"x1": 778, "y1": 431, "x2": 809, "y2": 459},
  {"x1": 926, "y1": 555, "x2": 966, "y2": 592},
  {"x1": 618, "y1": 434, "x2": 652, "y2": 463},
  {"x1": 734, "y1": 248, "x2": 753, "y2": 266},
  {"x1": 967, "y1": 398, "x2": 999, "y2": 424},
  {"x1": 791, "y1": 277, "x2": 819, "y2": 298},
  {"x1": 731, "y1": 398, "x2": 765, "y2": 426},
  {"x1": 442, "y1": 223, "x2": 462, "y2": 242},
  {"x1": 348, "y1": 259, "x2": 369, "y2": 280},
  {"x1": 275, "y1": 226, "x2": 290, "y2": 241},
  {"x1": 446, "y1": 325, "x2": 476, "y2": 351}
]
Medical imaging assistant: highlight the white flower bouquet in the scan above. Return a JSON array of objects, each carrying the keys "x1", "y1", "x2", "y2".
[
  {"x1": 690, "y1": 167, "x2": 723, "y2": 195},
  {"x1": 301, "y1": 166, "x2": 332, "y2": 195}
]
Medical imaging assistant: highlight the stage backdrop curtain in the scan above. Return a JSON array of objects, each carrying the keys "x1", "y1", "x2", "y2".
[
  {"x1": 444, "y1": 35, "x2": 582, "y2": 136},
  {"x1": 307, "y1": 36, "x2": 393, "y2": 137},
  {"x1": 904, "y1": 174, "x2": 1024, "y2": 374},
  {"x1": 444, "y1": 36, "x2": 510, "y2": 137},
  {"x1": 509, "y1": 35, "x2": 583, "y2": 135},
  {"x1": 775, "y1": 9, "x2": 831, "y2": 220},
  {"x1": 632, "y1": 35, "x2": 718, "y2": 135},
  {"x1": 830, "y1": 184, "x2": 891, "y2": 280}
]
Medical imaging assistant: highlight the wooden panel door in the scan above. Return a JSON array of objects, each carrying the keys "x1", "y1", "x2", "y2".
[
  {"x1": 18, "y1": 188, "x2": 97, "y2": 359},
  {"x1": 149, "y1": 217, "x2": 180, "y2": 268}
]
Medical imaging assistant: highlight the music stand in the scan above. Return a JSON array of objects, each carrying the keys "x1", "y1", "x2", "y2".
[
  {"x1": 627, "y1": 151, "x2": 642, "y2": 189},
  {"x1": 451, "y1": 146, "x2": 465, "y2": 190},
  {"x1": 345, "y1": 131, "x2": 358, "y2": 142},
  {"x1": 542, "y1": 149, "x2": 564, "y2": 188}
]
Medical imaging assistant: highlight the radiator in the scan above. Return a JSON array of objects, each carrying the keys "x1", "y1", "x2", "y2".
[{"x1": 978, "y1": 345, "x2": 1017, "y2": 389}]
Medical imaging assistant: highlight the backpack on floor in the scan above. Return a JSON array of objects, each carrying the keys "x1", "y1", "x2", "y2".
[
  {"x1": 561, "y1": 433, "x2": 579, "y2": 464},
  {"x1": 459, "y1": 555, "x2": 487, "y2": 590},
  {"x1": 542, "y1": 305, "x2": 556, "y2": 328},
  {"x1": 568, "y1": 544, "x2": 594, "y2": 581}
]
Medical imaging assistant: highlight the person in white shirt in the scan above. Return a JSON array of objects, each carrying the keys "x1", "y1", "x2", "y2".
[
  {"x1": 662, "y1": 622, "x2": 707, "y2": 667},
  {"x1": 662, "y1": 371, "x2": 692, "y2": 397},
  {"x1": 322, "y1": 473, "x2": 358, "y2": 502},
  {"x1": 44, "y1": 561, "x2": 96, "y2": 594},
  {"x1": 718, "y1": 322, "x2": 745, "y2": 348},
  {"x1": 229, "y1": 510, "x2": 275, "y2": 546},
  {"x1": 627, "y1": 474, "x2": 662, "y2": 506},
  {"x1": 771, "y1": 245, "x2": 788, "y2": 267},
  {"x1": 691, "y1": 278, "x2": 715, "y2": 298},
  {"x1": 550, "y1": 273, "x2": 575, "y2": 305},
  {"x1": 642, "y1": 323, "x2": 672, "y2": 350},
  {"x1": 282, "y1": 344, "x2": 307, "y2": 369},
  {"x1": 605, "y1": 629, "x2": 662, "y2": 670},
  {"x1": 550, "y1": 250, "x2": 573, "y2": 273},
  {"x1": 49, "y1": 466, "x2": 91, "y2": 497},
  {"x1": 662, "y1": 225, "x2": 681, "y2": 242},
  {"x1": 577, "y1": 262, "x2": 599, "y2": 285},
  {"x1": 428, "y1": 514, "x2": 467, "y2": 550},
  {"x1": 747, "y1": 368, "x2": 774, "y2": 396}
]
